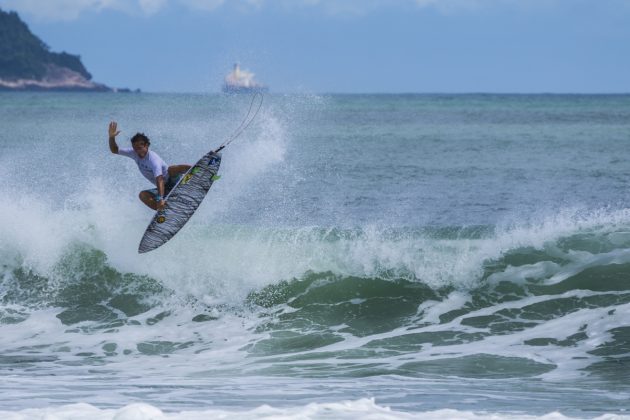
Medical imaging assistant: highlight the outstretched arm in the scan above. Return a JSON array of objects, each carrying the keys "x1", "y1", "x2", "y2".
[{"x1": 108, "y1": 121, "x2": 121, "y2": 154}]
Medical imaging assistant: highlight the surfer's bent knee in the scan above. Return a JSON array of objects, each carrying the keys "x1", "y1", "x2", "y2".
[
  {"x1": 168, "y1": 164, "x2": 191, "y2": 178},
  {"x1": 139, "y1": 191, "x2": 152, "y2": 202}
]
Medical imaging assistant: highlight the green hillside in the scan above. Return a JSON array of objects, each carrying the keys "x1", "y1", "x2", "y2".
[{"x1": 0, "y1": 8, "x2": 91, "y2": 80}]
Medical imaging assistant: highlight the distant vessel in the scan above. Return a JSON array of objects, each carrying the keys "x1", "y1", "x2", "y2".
[{"x1": 222, "y1": 63, "x2": 267, "y2": 93}]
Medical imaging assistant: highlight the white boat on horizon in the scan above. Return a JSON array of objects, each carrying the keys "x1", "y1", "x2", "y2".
[{"x1": 222, "y1": 63, "x2": 268, "y2": 93}]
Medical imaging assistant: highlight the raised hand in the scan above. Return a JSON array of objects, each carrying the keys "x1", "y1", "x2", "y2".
[{"x1": 109, "y1": 121, "x2": 121, "y2": 138}]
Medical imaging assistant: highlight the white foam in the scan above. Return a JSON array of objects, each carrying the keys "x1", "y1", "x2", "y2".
[
  {"x1": 5, "y1": 103, "x2": 630, "y2": 304},
  {"x1": 0, "y1": 399, "x2": 626, "y2": 420}
]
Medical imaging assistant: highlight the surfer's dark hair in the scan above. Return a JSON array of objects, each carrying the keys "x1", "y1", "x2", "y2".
[{"x1": 131, "y1": 132, "x2": 150, "y2": 146}]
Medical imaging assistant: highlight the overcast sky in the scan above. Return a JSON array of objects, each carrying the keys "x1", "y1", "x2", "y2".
[{"x1": 2, "y1": 0, "x2": 629, "y2": 93}]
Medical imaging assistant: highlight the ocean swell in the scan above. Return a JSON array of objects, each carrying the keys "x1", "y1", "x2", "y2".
[{"x1": 0, "y1": 203, "x2": 629, "y2": 382}]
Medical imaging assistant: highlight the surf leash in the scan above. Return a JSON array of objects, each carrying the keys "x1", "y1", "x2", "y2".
[{"x1": 214, "y1": 92, "x2": 264, "y2": 153}]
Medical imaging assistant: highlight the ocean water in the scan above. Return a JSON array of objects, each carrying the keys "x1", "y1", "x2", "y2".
[{"x1": 0, "y1": 92, "x2": 629, "y2": 419}]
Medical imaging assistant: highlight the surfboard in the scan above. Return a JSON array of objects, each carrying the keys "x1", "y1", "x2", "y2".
[{"x1": 138, "y1": 151, "x2": 222, "y2": 253}]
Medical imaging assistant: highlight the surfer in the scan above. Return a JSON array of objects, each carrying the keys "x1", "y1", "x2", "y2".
[{"x1": 108, "y1": 121, "x2": 190, "y2": 211}]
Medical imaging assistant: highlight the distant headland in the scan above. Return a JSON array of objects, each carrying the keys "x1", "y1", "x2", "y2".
[{"x1": 0, "y1": 8, "x2": 133, "y2": 92}]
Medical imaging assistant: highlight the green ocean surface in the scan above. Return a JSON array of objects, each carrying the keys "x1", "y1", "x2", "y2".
[{"x1": 0, "y1": 92, "x2": 629, "y2": 418}]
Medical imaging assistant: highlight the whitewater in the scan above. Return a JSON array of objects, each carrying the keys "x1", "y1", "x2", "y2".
[{"x1": 0, "y1": 93, "x2": 629, "y2": 419}]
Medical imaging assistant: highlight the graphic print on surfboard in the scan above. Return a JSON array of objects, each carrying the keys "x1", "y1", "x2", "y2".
[{"x1": 138, "y1": 151, "x2": 222, "y2": 253}]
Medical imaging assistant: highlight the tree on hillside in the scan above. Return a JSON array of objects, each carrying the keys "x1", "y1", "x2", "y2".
[{"x1": 0, "y1": 8, "x2": 91, "y2": 80}]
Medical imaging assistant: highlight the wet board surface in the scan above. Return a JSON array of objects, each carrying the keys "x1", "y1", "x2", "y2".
[{"x1": 138, "y1": 151, "x2": 221, "y2": 253}]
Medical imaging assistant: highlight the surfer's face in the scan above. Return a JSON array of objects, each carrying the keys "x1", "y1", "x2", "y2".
[{"x1": 132, "y1": 141, "x2": 149, "y2": 158}]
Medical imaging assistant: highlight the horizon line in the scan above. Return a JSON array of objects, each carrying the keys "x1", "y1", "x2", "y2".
[{"x1": 2, "y1": 90, "x2": 630, "y2": 96}]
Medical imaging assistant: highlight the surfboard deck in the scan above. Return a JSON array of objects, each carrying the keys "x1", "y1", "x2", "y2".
[{"x1": 138, "y1": 151, "x2": 222, "y2": 253}]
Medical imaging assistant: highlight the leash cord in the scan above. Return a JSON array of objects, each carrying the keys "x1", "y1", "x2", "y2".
[{"x1": 214, "y1": 92, "x2": 264, "y2": 153}]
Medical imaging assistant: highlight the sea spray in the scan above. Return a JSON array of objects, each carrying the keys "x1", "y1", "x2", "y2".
[{"x1": 1, "y1": 93, "x2": 629, "y2": 416}]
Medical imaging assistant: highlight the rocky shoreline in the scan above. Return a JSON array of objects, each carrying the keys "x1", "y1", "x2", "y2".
[
  {"x1": 0, "y1": 64, "x2": 108, "y2": 91},
  {"x1": 0, "y1": 63, "x2": 138, "y2": 92}
]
